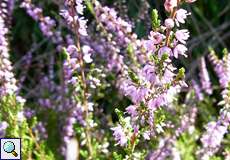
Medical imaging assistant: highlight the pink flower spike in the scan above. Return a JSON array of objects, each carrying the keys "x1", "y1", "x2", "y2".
[{"x1": 175, "y1": 9, "x2": 191, "y2": 26}]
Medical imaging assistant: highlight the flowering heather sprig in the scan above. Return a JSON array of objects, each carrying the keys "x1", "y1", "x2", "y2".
[
  {"x1": 198, "y1": 77, "x2": 230, "y2": 159},
  {"x1": 208, "y1": 49, "x2": 230, "y2": 88},
  {"x1": 36, "y1": 75, "x2": 59, "y2": 109},
  {"x1": 199, "y1": 57, "x2": 213, "y2": 95},
  {"x1": 91, "y1": 1, "x2": 138, "y2": 72},
  {"x1": 199, "y1": 116, "x2": 229, "y2": 159},
  {"x1": 21, "y1": 1, "x2": 56, "y2": 37},
  {"x1": 0, "y1": 16, "x2": 17, "y2": 96},
  {"x1": 111, "y1": 124, "x2": 128, "y2": 147},
  {"x1": 111, "y1": 0, "x2": 195, "y2": 151},
  {"x1": 94, "y1": 2, "x2": 133, "y2": 46},
  {"x1": 0, "y1": 0, "x2": 15, "y2": 25},
  {"x1": 197, "y1": 49, "x2": 230, "y2": 159},
  {"x1": 20, "y1": 0, "x2": 66, "y2": 51},
  {"x1": 60, "y1": 0, "x2": 96, "y2": 157},
  {"x1": 0, "y1": 4, "x2": 25, "y2": 104},
  {"x1": 62, "y1": 115, "x2": 76, "y2": 145}
]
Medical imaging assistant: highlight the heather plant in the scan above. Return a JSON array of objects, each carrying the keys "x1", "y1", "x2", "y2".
[{"x1": 0, "y1": 0, "x2": 230, "y2": 160}]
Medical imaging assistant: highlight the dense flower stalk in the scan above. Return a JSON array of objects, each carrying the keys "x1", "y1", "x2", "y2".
[
  {"x1": 199, "y1": 50, "x2": 230, "y2": 159},
  {"x1": 110, "y1": 0, "x2": 194, "y2": 151},
  {"x1": 208, "y1": 49, "x2": 230, "y2": 88},
  {"x1": 60, "y1": 0, "x2": 94, "y2": 157},
  {"x1": 21, "y1": 1, "x2": 56, "y2": 37},
  {"x1": 0, "y1": 17, "x2": 17, "y2": 96},
  {"x1": 20, "y1": 0, "x2": 66, "y2": 51},
  {"x1": 0, "y1": 1, "x2": 25, "y2": 104},
  {"x1": 33, "y1": 122, "x2": 48, "y2": 140},
  {"x1": 199, "y1": 109, "x2": 229, "y2": 159},
  {"x1": 60, "y1": 0, "x2": 88, "y2": 36}
]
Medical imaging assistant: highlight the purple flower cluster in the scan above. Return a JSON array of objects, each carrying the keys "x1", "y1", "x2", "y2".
[
  {"x1": 33, "y1": 122, "x2": 48, "y2": 140},
  {"x1": 20, "y1": 0, "x2": 66, "y2": 51},
  {"x1": 6, "y1": 0, "x2": 230, "y2": 159},
  {"x1": 111, "y1": 125, "x2": 128, "y2": 147},
  {"x1": 208, "y1": 50, "x2": 230, "y2": 88},
  {"x1": 198, "y1": 79, "x2": 230, "y2": 159},
  {"x1": 95, "y1": 2, "x2": 133, "y2": 46},
  {"x1": 0, "y1": 0, "x2": 14, "y2": 25},
  {"x1": 36, "y1": 76, "x2": 59, "y2": 109},
  {"x1": 110, "y1": 0, "x2": 195, "y2": 147},
  {"x1": 0, "y1": 2, "x2": 25, "y2": 103},
  {"x1": 146, "y1": 137, "x2": 179, "y2": 160},
  {"x1": 176, "y1": 106, "x2": 197, "y2": 136},
  {"x1": 23, "y1": 108, "x2": 35, "y2": 119},
  {"x1": 60, "y1": 0, "x2": 87, "y2": 36},
  {"x1": 0, "y1": 16, "x2": 18, "y2": 96},
  {"x1": 21, "y1": 1, "x2": 56, "y2": 37},
  {"x1": 60, "y1": 104, "x2": 85, "y2": 155},
  {"x1": 199, "y1": 120, "x2": 228, "y2": 159}
]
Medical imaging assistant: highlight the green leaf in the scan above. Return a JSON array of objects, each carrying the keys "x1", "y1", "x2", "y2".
[
  {"x1": 176, "y1": 67, "x2": 185, "y2": 81},
  {"x1": 151, "y1": 9, "x2": 161, "y2": 31},
  {"x1": 128, "y1": 69, "x2": 140, "y2": 84}
]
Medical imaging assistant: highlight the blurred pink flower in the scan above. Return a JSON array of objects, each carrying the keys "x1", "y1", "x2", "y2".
[
  {"x1": 165, "y1": 18, "x2": 175, "y2": 29},
  {"x1": 164, "y1": 0, "x2": 178, "y2": 12},
  {"x1": 185, "y1": 0, "x2": 197, "y2": 3}
]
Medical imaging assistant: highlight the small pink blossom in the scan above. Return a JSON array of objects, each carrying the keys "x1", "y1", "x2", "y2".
[
  {"x1": 142, "y1": 64, "x2": 157, "y2": 84},
  {"x1": 164, "y1": 0, "x2": 178, "y2": 12},
  {"x1": 147, "y1": 94, "x2": 167, "y2": 109},
  {"x1": 175, "y1": 29, "x2": 190, "y2": 44},
  {"x1": 144, "y1": 40, "x2": 156, "y2": 53},
  {"x1": 111, "y1": 125, "x2": 128, "y2": 146},
  {"x1": 173, "y1": 44, "x2": 188, "y2": 58},
  {"x1": 165, "y1": 18, "x2": 175, "y2": 29},
  {"x1": 158, "y1": 46, "x2": 173, "y2": 58},
  {"x1": 148, "y1": 31, "x2": 165, "y2": 45},
  {"x1": 126, "y1": 105, "x2": 138, "y2": 117},
  {"x1": 175, "y1": 9, "x2": 191, "y2": 26}
]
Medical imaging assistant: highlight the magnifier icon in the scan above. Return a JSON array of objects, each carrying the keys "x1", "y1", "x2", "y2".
[{"x1": 3, "y1": 141, "x2": 18, "y2": 157}]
